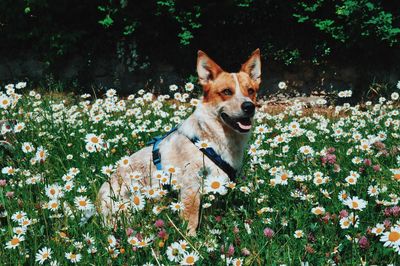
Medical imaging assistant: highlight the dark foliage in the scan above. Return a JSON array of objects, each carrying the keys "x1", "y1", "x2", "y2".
[{"x1": 1, "y1": 0, "x2": 399, "y2": 96}]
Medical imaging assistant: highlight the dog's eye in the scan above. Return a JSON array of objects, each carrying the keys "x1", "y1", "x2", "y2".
[
  {"x1": 222, "y1": 88, "x2": 233, "y2": 96},
  {"x1": 248, "y1": 88, "x2": 255, "y2": 95}
]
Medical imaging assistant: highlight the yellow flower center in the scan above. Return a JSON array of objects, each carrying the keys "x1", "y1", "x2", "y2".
[
  {"x1": 352, "y1": 201, "x2": 359, "y2": 209},
  {"x1": 186, "y1": 256, "x2": 195, "y2": 264},
  {"x1": 91, "y1": 137, "x2": 99, "y2": 143},
  {"x1": 133, "y1": 196, "x2": 140, "y2": 206},
  {"x1": 314, "y1": 209, "x2": 322, "y2": 215},
  {"x1": 10, "y1": 238, "x2": 20, "y2": 246},
  {"x1": 79, "y1": 200, "x2": 87, "y2": 207},
  {"x1": 211, "y1": 181, "x2": 221, "y2": 189},
  {"x1": 389, "y1": 231, "x2": 400, "y2": 242}
]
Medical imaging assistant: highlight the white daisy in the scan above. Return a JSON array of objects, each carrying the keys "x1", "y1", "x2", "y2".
[
  {"x1": 180, "y1": 251, "x2": 199, "y2": 265},
  {"x1": 48, "y1": 199, "x2": 60, "y2": 211},
  {"x1": 294, "y1": 230, "x2": 304, "y2": 238},
  {"x1": 35, "y1": 146, "x2": 48, "y2": 162},
  {"x1": 311, "y1": 206, "x2": 325, "y2": 215},
  {"x1": 367, "y1": 185, "x2": 380, "y2": 197},
  {"x1": 380, "y1": 226, "x2": 400, "y2": 248},
  {"x1": 22, "y1": 142, "x2": 35, "y2": 153},
  {"x1": 5, "y1": 235, "x2": 25, "y2": 249},
  {"x1": 0, "y1": 95, "x2": 11, "y2": 109},
  {"x1": 45, "y1": 184, "x2": 64, "y2": 199},
  {"x1": 170, "y1": 201, "x2": 185, "y2": 212},
  {"x1": 339, "y1": 217, "x2": 351, "y2": 229},
  {"x1": 131, "y1": 193, "x2": 146, "y2": 211},
  {"x1": 119, "y1": 156, "x2": 131, "y2": 168},
  {"x1": 35, "y1": 247, "x2": 52, "y2": 264},
  {"x1": 344, "y1": 196, "x2": 367, "y2": 211},
  {"x1": 107, "y1": 235, "x2": 117, "y2": 247},
  {"x1": 74, "y1": 196, "x2": 94, "y2": 211},
  {"x1": 65, "y1": 252, "x2": 81, "y2": 263},
  {"x1": 204, "y1": 176, "x2": 228, "y2": 195},
  {"x1": 371, "y1": 223, "x2": 385, "y2": 236},
  {"x1": 11, "y1": 211, "x2": 27, "y2": 222}
]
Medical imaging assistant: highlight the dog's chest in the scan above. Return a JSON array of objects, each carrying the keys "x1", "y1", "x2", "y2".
[{"x1": 158, "y1": 134, "x2": 231, "y2": 182}]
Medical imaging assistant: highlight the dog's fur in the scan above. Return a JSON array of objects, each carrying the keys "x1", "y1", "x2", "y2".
[{"x1": 97, "y1": 49, "x2": 261, "y2": 235}]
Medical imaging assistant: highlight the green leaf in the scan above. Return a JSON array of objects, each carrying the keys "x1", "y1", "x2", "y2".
[
  {"x1": 123, "y1": 23, "x2": 137, "y2": 36},
  {"x1": 98, "y1": 15, "x2": 114, "y2": 28},
  {"x1": 293, "y1": 13, "x2": 309, "y2": 23}
]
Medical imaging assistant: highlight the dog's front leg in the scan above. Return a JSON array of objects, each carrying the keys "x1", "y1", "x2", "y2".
[{"x1": 181, "y1": 187, "x2": 201, "y2": 236}]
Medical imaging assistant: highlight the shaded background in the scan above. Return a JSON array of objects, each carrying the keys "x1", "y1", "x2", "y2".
[{"x1": 1, "y1": 0, "x2": 399, "y2": 99}]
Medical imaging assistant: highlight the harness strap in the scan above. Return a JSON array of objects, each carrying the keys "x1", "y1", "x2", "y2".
[
  {"x1": 148, "y1": 127, "x2": 178, "y2": 171},
  {"x1": 148, "y1": 127, "x2": 237, "y2": 183},
  {"x1": 189, "y1": 137, "x2": 237, "y2": 181}
]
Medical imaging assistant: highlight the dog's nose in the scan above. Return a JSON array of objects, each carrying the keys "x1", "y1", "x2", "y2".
[{"x1": 241, "y1": 101, "x2": 255, "y2": 116}]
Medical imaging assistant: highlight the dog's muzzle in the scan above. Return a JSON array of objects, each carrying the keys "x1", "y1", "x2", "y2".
[{"x1": 220, "y1": 112, "x2": 253, "y2": 133}]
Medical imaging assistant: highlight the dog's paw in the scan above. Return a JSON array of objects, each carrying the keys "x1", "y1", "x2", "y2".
[{"x1": 187, "y1": 229, "x2": 197, "y2": 237}]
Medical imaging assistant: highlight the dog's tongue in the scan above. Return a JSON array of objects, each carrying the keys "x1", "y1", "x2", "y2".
[{"x1": 237, "y1": 121, "x2": 252, "y2": 130}]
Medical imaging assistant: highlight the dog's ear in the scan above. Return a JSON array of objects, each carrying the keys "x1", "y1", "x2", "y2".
[
  {"x1": 241, "y1": 48, "x2": 261, "y2": 85},
  {"x1": 197, "y1": 50, "x2": 223, "y2": 86}
]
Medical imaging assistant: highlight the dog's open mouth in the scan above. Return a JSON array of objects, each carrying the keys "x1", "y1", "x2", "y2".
[{"x1": 221, "y1": 112, "x2": 252, "y2": 133}]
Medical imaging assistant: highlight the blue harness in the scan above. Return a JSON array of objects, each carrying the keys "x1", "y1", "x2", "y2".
[{"x1": 148, "y1": 127, "x2": 237, "y2": 181}]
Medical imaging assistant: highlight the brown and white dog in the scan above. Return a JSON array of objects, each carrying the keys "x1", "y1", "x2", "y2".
[{"x1": 97, "y1": 49, "x2": 261, "y2": 235}]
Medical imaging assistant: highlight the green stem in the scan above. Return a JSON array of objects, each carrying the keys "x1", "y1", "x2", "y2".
[{"x1": 0, "y1": 187, "x2": 13, "y2": 236}]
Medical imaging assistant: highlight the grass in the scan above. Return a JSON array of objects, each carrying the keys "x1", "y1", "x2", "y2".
[{"x1": 0, "y1": 83, "x2": 400, "y2": 265}]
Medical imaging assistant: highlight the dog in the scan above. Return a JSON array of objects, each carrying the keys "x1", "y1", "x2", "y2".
[{"x1": 97, "y1": 49, "x2": 261, "y2": 235}]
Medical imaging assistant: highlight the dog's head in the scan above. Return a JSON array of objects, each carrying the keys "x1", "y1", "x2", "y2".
[{"x1": 196, "y1": 49, "x2": 261, "y2": 134}]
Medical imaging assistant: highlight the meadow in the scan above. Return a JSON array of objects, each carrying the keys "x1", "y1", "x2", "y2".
[{"x1": 0, "y1": 82, "x2": 400, "y2": 265}]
